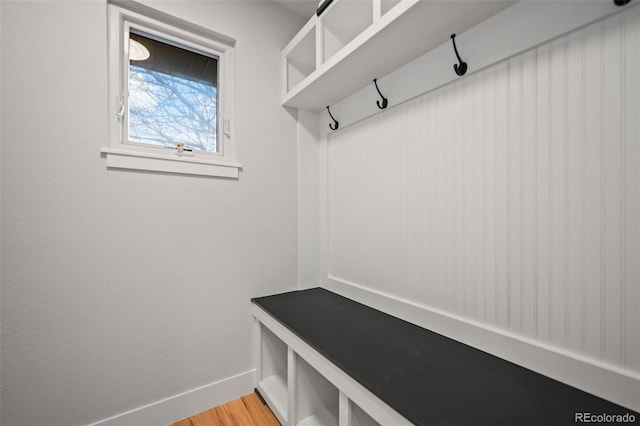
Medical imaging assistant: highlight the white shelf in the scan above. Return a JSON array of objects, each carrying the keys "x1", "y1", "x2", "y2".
[
  {"x1": 322, "y1": 0, "x2": 373, "y2": 64},
  {"x1": 282, "y1": 0, "x2": 516, "y2": 111},
  {"x1": 297, "y1": 406, "x2": 339, "y2": 426},
  {"x1": 285, "y1": 24, "x2": 317, "y2": 93},
  {"x1": 258, "y1": 375, "x2": 288, "y2": 422},
  {"x1": 259, "y1": 325, "x2": 288, "y2": 424},
  {"x1": 295, "y1": 356, "x2": 339, "y2": 426}
]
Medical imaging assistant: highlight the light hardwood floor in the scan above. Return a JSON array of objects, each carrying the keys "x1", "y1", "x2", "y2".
[{"x1": 170, "y1": 391, "x2": 280, "y2": 426}]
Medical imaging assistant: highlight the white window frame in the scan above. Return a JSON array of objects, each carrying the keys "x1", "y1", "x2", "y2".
[{"x1": 103, "y1": 1, "x2": 241, "y2": 178}]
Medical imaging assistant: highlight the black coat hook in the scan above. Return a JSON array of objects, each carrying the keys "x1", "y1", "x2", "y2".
[
  {"x1": 327, "y1": 106, "x2": 339, "y2": 130},
  {"x1": 373, "y1": 78, "x2": 388, "y2": 109},
  {"x1": 614, "y1": 0, "x2": 631, "y2": 5},
  {"x1": 450, "y1": 34, "x2": 467, "y2": 76}
]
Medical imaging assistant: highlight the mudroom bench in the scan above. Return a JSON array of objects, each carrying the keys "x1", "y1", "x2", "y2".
[{"x1": 252, "y1": 288, "x2": 634, "y2": 426}]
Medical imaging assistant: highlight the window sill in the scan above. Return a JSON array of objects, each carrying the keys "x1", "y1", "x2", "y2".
[{"x1": 101, "y1": 148, "x2": 242, "y2": 178}]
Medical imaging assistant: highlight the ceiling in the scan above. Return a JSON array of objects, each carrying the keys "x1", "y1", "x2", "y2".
[{"x1": 273, "y1": 0, "x2": 318, "y2": 19}]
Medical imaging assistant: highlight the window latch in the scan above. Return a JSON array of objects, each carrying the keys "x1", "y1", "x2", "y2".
[
  {"x1": 164, "y1": 143, "x2": 194, "y2": 156},
  {"x1": 116, "y1": 96, "x2": 125, "y2": 121},
  {"x1": 223, "y1": 118, "x2": 231, "y2": 138}
]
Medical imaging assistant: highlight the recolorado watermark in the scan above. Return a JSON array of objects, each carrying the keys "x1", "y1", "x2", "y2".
[{"x1": 575, "y1": 412, "x2": 636, "y2": 423}]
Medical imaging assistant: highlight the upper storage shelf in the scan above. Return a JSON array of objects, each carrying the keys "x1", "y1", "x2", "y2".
[{"x1": 282, "y1": 0, "x2": 516, "y2": 111}]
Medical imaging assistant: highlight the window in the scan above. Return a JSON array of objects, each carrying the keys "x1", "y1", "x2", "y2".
[
  {"x1": 103, "y1": 2, "x2": 240, "y2": 178},
  {"x1": 128, "y1": 31, "x2": 219, "y2": 153}
]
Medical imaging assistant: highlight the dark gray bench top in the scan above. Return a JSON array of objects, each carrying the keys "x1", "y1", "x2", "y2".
[{"x1": 252, "y1": 287, "x2": 637, "y2": 426}]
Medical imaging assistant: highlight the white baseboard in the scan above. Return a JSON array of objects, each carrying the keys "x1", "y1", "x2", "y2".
[
  {"x1": 87, "y1": 369, "x2": 256, "y2": 426},
  {"x1": 325, "y1": 277, "x2": 640, "y2": 413}
]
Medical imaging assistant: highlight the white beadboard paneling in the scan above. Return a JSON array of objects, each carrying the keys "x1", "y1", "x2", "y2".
[
  {"x1": 522, "y1": 49, "x2": 536, "y2": 339},
  {"x1": 623, "y1": 3, "x2": 640, "y2": 373},
  {"x1": 583, "y1": 20, "x2": 604, "y2": 360},
  {"x1": 566, "y1": 29, "x2": 584, "y2": 354},
  {"x1": 484, "y1": 64, "x2": 498, "y2": 326},
  {"x1": 507, "y1": 53, "x2": 523, "y2": 333},
  {"x1": 535, "y1": 43, "x2": 551, "y2": 342},
  {"x1": 326, "y1": 7, "x2": 640, "y2": 376},
  {"x1": 547, "y1": 35, "x2": 567, "y2": 348},
  {"x1": 494, "y1": 60, "x2": 510, "y2": 329},
  {"x1": 603, "y1": 13, "x2": 624, "y2": 367}
]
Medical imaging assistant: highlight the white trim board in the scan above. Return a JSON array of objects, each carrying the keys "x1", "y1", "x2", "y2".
[
  {"x1": 87, "y1": 369, "x2": 256, "y2": 426},
  {"x1": 324, "y1": 277, "x2": 640, "y2": 413}
]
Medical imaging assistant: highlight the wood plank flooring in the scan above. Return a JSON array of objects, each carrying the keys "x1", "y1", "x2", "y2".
[{"x1": 170, "y1": 391, "x2": 280, "y2": 426}]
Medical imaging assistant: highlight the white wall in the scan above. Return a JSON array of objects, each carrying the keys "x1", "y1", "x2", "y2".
[
  {"x1": 0, "y1": 1, "x2": 305, "y2": 425},
  {"x1": 311, "y1": 2, "x2": 640, "y2": 411}
]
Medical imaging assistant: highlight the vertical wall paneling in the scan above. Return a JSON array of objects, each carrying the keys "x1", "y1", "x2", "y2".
[
  {"x1": 495, "y1": 60, "x2": 509, "y2": 329},
  {"x1": 536, "y1": 43, "x2": 551, "y2": 342},
  {"x1": 484, "y1": 64, "x2": 497, "y2": 326},
  {"x1": 603, "y1": 13, "x2": 623, "y2": 367},
  {"x1": 508, "y1": 53, "x2": 522, "y2": 332},
  {"x1": 522, "y1": 49, "x2": 536, "y2": 339},
  {"x1": 326, "y1": 9, "x2": 640, "y2": 374},
  {"x1": 583, "y1": 20, "x2": 604, "y2": 360},
  {"x1": 566, "y1": 29, "x2": 584, "y2": 354},
  {"x1": 548, "y1": 35, "x2": 567, "y2": 347},
  {"x1": 623, "y1": 4, "x2": 640, "y2": 373}
]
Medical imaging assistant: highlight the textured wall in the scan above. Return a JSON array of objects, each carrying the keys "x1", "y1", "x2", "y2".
[
  {"x1": 327, "y1": 8, "x2": 639, "y2": 373},
  {"x1": 0, "y1": 1, "x2": 304, "y2": 425}
]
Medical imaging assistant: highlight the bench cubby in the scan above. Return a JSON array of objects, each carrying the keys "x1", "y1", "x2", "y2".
[
  {"x1": 253, "y1": 288, "x2": 635, "y2": 425},
  {"x1": 294, "y1": 355, "x2": 339, "y2": 426},
  {"x1": 257, "y1": 324, "x2": 288, "y2": 425},
  {"x1": 349, "y1": 400, "x2": 379, "y2": 426}
]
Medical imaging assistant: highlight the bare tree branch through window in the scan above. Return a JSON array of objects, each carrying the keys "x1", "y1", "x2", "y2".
[{"x1": 128, "y1": 65, "x2": 217, "y2": 153}]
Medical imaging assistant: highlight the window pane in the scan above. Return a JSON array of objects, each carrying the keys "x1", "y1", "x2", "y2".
[{"x1": 128, "y1": 32, "x2": 218, "y2": 153}]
